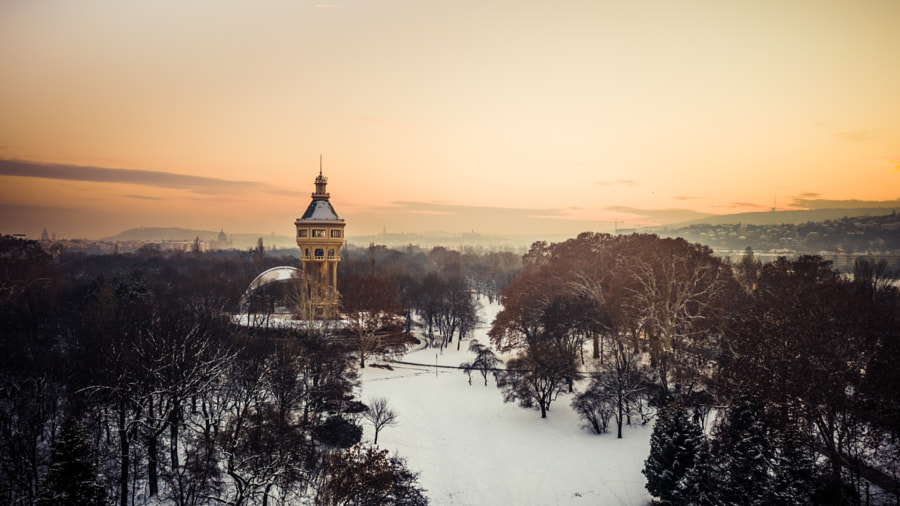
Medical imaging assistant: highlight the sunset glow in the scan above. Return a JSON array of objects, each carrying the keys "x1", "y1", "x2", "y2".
[{"x1": 2, "y1": 0, "x2": 899, "y2": 239}]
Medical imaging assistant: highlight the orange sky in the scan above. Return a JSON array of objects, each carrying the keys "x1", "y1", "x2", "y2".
[{"x1": 1, "y1": 0, "x2": 899, "y2": 239}]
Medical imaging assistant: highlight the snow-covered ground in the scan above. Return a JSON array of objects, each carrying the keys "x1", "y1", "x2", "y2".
[{"x1": 359, "y1": 299, "x2": 653, "y2": 506}]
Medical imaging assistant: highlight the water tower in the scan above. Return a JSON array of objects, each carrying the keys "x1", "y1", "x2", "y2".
[{"x1": 295, "y1": 160, "x2": 346, "y2": 318}]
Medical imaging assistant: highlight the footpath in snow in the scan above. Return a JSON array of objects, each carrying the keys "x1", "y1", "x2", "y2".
[{"x1": 358, "y1": 298, "x2": 653, "y2": 506}]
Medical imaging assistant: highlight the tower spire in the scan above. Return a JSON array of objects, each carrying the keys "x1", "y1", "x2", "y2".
[{"x1": 313, "y1": 156, "x2": 330, "y2": 200}]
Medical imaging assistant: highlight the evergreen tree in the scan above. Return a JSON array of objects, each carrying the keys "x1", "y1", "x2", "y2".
[
  {"x1": 680, "y1": 438, "x2": 719, "y2": 506},
  {"x1": 312, "y1": 415, "x2": 364, "y2": 449},
  {"x1": 692, "y1": 392, "x2": 817, "y2": 506},
  {"x1": 713, "y1": 393, "x2": 775, "y2": 505},
  {"x1": 771, "y1": 421, "x2": 816, "y2": 505},
  {"x1": 38, "y1": 417, "x2": 106, "y2": 506},
  {"x1": 643, "y1": 400, "x2": 704, "y2": 505}
]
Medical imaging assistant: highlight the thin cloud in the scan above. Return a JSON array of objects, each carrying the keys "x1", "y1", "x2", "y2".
[
  {"x1": 125, "y1": 194, "x2": 164, "y2": 201},
  {"x1": 798, "y1": 192, "x2": 821, "y2": 198},
  {"x1": 0, "y1": 158, "x2": 292, "y2": 196},
  {"x1": 886, "y1": 160, "x2": 900, "y2": 173},
  {"x1": 835, "y1": 129, "x2": 875, "y2": 143},
  {"x1": 673, "y1": 196, "x2": 705, "y2": 201},
  {"x1": 729, "y1": 202, "x2": 769, "y2": 210},
  {"x1": 594, "y1": 179, "x2": 637, "y2": 186}
]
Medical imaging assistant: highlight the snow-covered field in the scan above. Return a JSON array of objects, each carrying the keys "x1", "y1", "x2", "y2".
[{"x1": 359, "y1": 299, "x2": 653, "y2": 506}]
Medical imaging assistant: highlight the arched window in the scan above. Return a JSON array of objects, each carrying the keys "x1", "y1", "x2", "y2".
[
  {"x1": 328, "y1": 249, "x2": 335, "y2": 258},
  {"x1": 315, "y1": 248, "x2": 324, "y2": 258},
  {"x1": 305, "y1": 249, "x2": 310, "y2": 258}
]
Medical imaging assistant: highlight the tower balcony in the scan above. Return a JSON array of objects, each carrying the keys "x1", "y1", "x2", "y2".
[{"x1": 300, "y1": 252, "x2": 342, "y2": 261}]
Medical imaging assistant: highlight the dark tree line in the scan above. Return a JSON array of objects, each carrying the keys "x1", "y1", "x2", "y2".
[
  {"x1": 714, "y1": 255, "x2": 900, "y2": 504},
  {"x1": 0, "y1": 237, "x2": 438, "y2": 506}
]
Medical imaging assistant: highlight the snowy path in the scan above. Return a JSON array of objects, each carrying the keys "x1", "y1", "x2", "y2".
[{"x1": 359, "y1": 299, "x2": 652, "y2": 506}]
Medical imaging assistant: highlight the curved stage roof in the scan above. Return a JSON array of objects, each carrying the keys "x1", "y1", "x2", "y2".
[{"x1": 238, "y1": 265, "x2": 302, "y2": 312}]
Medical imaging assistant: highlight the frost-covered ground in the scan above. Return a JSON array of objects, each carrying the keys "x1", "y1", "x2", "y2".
[{"x1": 358, "y1": 299, "x2": 653, "y2": 506}]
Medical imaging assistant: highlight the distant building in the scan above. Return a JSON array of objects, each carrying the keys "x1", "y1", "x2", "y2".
[
  {"x1": 210, "y1": 228, "x2": 232, "y2": 249},
  {"x1": 40, "y1": 228, "x2": 49, "y2": 242},
  {"x1": 295, "y1": 164, "x2": 346, "y2": 319}
]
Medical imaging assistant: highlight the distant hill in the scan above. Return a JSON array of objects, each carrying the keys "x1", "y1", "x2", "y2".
[
  {"x1": 655, "y1": 207, "x2": 900, "y2": 230},
  {"x1": 642, "y1": 209, "x2": 900, "y2": 268},
  {"x1": 102, "y1": 227, "x2": 221, "y2": 242}
]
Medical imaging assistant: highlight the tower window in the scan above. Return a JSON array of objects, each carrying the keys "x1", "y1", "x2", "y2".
[
  {"x1": 298, "y1": 229, "x2": 308, "y2": 238},
  {"x1": 330, "y1": 229, "x2": 342, "y2": 238},
  {"x1": 328, "y1": 249, "x2": 335, "y2": 258},
  {"x1": 312, "y1": 229, "x2": 326, "y2": 238},
  {"x1": 315, "y1": 248, "x2": 325, "y2": 258}
]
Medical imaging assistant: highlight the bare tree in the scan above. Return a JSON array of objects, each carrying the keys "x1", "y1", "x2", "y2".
[
  {"x1": 318, "y1": 444, "x2": 428, "y2": 506},
  {"x1": 498, "y1": 339, "x2": 573, "y2": 419},
  {"x1": 623, "y1": 237, "x2": 728, "y2": 393},
  {"x1": 460, "y1": 340, "x2": 501, "y2": 386},
  {"x1": 363, "y1": 397, "x2": 397, "y2": 446},
  {"x1": 132, "y1": 297, "x2": 234, "y2": 497},
  {"x1": 339, "y1": 273, "x2": 404, "y2": 368},
  {"x1": 853, "y1": 257, "x2": 896, "y2": 302},
  {"x1": 435, "y1": 275, "x2": 473, "y2": 348},
  {"x1": 411, "y1": 272, "x2": 445, "y2": 347},
  {"x1": 573, "y1": 339, "x2": 649, "y2": 438},
  {"x1": 733, "y1": 246, "x2": 761, "y2": 292},
  {"x1": 286, "y1": 272, "x2": 333, "y2": 337}
]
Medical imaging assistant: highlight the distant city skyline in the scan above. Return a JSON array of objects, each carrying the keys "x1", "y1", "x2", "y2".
[{"x1": 2, "y1": 0, "x2": 899, "y2": 239}]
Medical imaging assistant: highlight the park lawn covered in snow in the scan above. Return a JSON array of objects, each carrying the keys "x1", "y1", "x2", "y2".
[{"x1": 358, "y1": 299, "x2": 653, "y2": 506}]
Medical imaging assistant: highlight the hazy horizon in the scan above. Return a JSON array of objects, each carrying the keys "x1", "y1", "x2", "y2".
[{"x1": 2, "y1": 1, "x2": 899, "y2": 240}]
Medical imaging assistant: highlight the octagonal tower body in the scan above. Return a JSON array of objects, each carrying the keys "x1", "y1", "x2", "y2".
[{"x1": 295, "y1": 168, "x2": 345, "y2": 319}]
